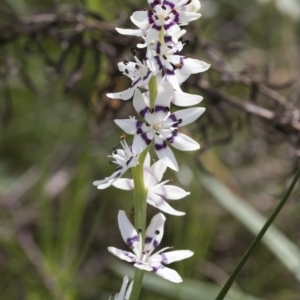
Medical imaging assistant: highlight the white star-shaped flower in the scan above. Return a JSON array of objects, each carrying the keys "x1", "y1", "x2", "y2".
[
  {"x1": 93, "y1": 140, "x2": 138, "y2": 189},
  {"x1": 147, "y1": 39, "x2": 210, "y2": 91},
  {"x1": 112, "y1": 153, "x2": 189, "y2": 216},
  {"x1": 109, "y1": 276, "x2": 133, "y2": 300},
  {"x1": 108, "y1": 211, "x2": 193, "y2": 283},
  {"x1": 107, "y1": 50, "x2": 153, "y2": 100},
  {"x1": 116, "y1": 0, "x2": 202, "y2": 45},
  {"x1": 114, "y1": 84, "x2": 205, "y2": 171}
]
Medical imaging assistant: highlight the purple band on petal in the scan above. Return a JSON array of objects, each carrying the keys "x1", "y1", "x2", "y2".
[
  {"x1": 166, "y1": 130, "x2": 178, "y2": 143},
  {"x1": 126, "y1": 235, "x2": 139, "y2": 247},
  {"x1": 116, "y1": 166, "x2": 123, "y2": 171},
  {"x1": 148, "y1": 10, "x2": 155, "y2": 24},
  {"x1": 126, "y1": 156, "x2": 133, "y2": 166},
  {"x1": 141, "y1": 133, "x2": 152, "y2": 145},
  {"x1": 155, "y1": 140, "x2": 167, "y2": 150},
  {"x1": 131, "y1": 78, "x2": 141, "y2": 88},
  {"x1": 155, "y1": 105, "x2": 168, "y2": 113},
  {"x1": 164, "y1": 20, "x2": 176, "y2": 31},
  {"x1": 156, "y1": 42, "x2": 161, "y2": 54},
  {"x1": 163, "y1": 0, "x2": 175, "y2": 9},
  {"x1": 152, "y1": 23, "x2": 162, "y2": 31},
  {"x1": 166, "y1": 68, "x2": 175, "y2": 75},
  {"x1": 136, "y1": 120, "x2": 144, "y2": 134},
  {"x1": 154, "y1": 56, "x2": 164, "y2": 70},
  {"x1": 145, "y1": 236, "x2": 159, "y2": 248},
  {"x1": 139, "y1": 107, "x2": 151, "y2": 118},
  {"x1": 152, "y1": 264, "x2": 163, "y2": 272},
  {"x1": 143, "y1": 70, "x2": 152, "y2": 81},
  {"x1": 161, "y1": 253, "x2": 168, "y2": 264}
]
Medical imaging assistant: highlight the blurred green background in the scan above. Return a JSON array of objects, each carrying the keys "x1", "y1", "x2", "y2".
[{"x1": 0, "y1": 0, "x2": 300, "y2": 299}]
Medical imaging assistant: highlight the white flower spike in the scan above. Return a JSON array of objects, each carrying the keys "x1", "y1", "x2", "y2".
[
  {"x1": 114, "y1": 85, "x2": 205, "y2": 171},
  {"x1": 112, "y1": 153, "x2": 189, "y2": 215},
  {"x1": 109, "y1": 276, "x2": 133, "y2": 300},
  {"x1": 93, "y1": 140, "x2": 138, "y2": 189},
  {"x1": 108, "y1": 211, "x2": 194, "y2": 283}
]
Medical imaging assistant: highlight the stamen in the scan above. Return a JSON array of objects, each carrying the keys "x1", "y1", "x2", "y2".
[{"x1": 131, "y1": 48, "x2": 136, "y2": 55}]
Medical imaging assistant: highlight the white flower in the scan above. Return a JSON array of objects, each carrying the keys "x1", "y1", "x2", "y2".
[
  {"x1": 93, "y1": 140, "x2": 138, "y2": 189},
  {"x1": 117, "y1": 0, "x2": 202, "y2": 45},
  {"x1": 109, "y1": 276, "x2": 133, "y2": 300},
  {"x1": 108, "y1": 211, "x2": 194, "y2": 283},
  {"x1": 112, "y1": 153, "x2": 188, "y2": 215},
  {"x1": 107, "y1": 49, "x2": 153, "y2": 100},
  {"x1": 114, "y1": 85, "x2": 205, "y2": 171},
  {"x1": 147, "y1": 39, "x2": 210, "y2": 91}
]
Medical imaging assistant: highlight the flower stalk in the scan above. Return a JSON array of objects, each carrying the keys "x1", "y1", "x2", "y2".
[{"x1": 215, "y1": 167, "x2": 300, "y2": 300}]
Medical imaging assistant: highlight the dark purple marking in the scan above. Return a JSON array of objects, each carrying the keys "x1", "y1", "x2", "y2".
[
  {"x1": 143, "y1": 70, "x2": 152, "y2": 81},
  {"x1": 154, "y1": 56, "x2": 164, "y2": 70},
  {"x1": 141, "y1": 133, "x2": 152, "y2": 145},
  {"x1": 164, "y1": 20, "x2": 175, "y2": 31},
  {"x1": 155, "y1": 105, "x2": 168, "y2": 113},
  {"x1": 152, "y1": 23, "x2": 162, "y2": 31},
  {"x1": 163, "y1": 0, "x2": 175, "y2": 9},
  {"x1": 130, "y1": 78, "x2": 141, "y2": 88},
  {"x1": 145, "y1": 236, "x2": 159, "y2": 248},
  {"x1": 166, "y1": 68, "x2": 175, "y2": 75},
  {"x1": 126, "y1": 235, "x2": 139, "y2": 247},
  {"x1": 139, "y1": 106, "x2": 151, "y2": 118},
  {"x1": 161, "y1": 253, "x2": 168, "y2": 264},
  {"x1": 116, "y1": 166, "x2": 123, "y2": 171},
  {"x1": 126, "y1": 156, "x2": 133, "y2": 166},
  {"x1": 166, "y1": 130, "x2": 178, "y2": 143},
  {"x1": 148, "y1": 10, "x2": 155, "y2": 24},
  {"x1": 156, "y1": 42, "x2": 161, "y2": 54},
  {"x1": 136, "y1": 120, "x2": 145, "y2": 134},
  {"x1": 155, "y1": 140, "x2": 167, "y2": 150}
]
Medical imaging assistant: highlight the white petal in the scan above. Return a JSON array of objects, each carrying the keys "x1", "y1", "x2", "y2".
[
  {"x1": 146, "y1": 159, "x2": 167, "y2": 188},
  {"x1": 146, "y1": 26, "x2": 160, "y2": 44},
  {"x1": 108, "y1": 247, "x2": 137, "y2": 263},
  {"x1": 171, "y1": 91, "x2": 203, "y2": 107},
  {"x1": 116, "y1": 28, "x2": 143, "y2": 37},
  {"x1": 155, "y1": 83, "x2": 173, "y2": 108},
  {"x1": 172, "y1": 107, "x2": 206, "y2": 127},
  {"x1": 151, "y1": 184, "x2": 190, "y2": 200},
  {"x1": 144, "y1": 213, "x2": 166, "y2": 255},
  {"x1": 154, "y1": 136, "x2": 178, "y2": 171},
  {"x1": 114, "y1": 119, "x2": 142, "y2": 135},
  {"x1": 125, "y1": 280, "x2": 133, "y2": 300},
  {"x1": 161, "y1": 250, "x2": 194, "y2": 264},
  {"x1": 132, "y1": 132, "x2": 154, "y2": 155},
  {"x1": 118, "y1": 211, "x2": 140, "y2": 250},
  {"x1": 166, "y1": 132, "x2": 200, "y2": 151},
  {"x1": 131, "y1": 11, "x2": 150, "y2": 29},
  {"x1": 133, "y1": 261, "x2": 153, "y2": 271},
  {"x1": 133, "y1": 89, "x2": 150, "y2": 118},
  {"x1": 112, "y1": 178, "x2": 134, "y2": 190},
  {"x1": 147, "y1": 194, "x2": 186, "y2": 216},
  {"x1": 107, "y1": 87, "x2": 135, "y2": 100},
  {"x1": 153, "y1": 265, "x2": 183, "y2": 283},
  {"x1": 178, "y1": 12, "x2": 201, "y2": 24},
  {"x1": 117, "y1": 276, "x2": 129, "y2": 300}
]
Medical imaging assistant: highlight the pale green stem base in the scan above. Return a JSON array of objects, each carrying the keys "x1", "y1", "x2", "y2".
[{"x1": 215, "y1": 167, "x2": 300, "y2": 300}]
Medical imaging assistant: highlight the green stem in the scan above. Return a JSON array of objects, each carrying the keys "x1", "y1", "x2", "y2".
[
  {"x1": 215, "y1": 167, "x2": 300, "y2": 300},
  {"x1": 148, "y1": 76, "x2": 158, "y2": 109},
  {"x1": 129, "y1": 78, "x2": 158, "y2": 300}
]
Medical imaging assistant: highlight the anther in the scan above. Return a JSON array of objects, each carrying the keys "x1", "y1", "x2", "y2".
[
  {"x1": 131, "y1": 47, "x2": 136, "y2": 55},
  {"x1": 150, "y1": 108, "x2": 155, "y2": 114},
  {"x1": 183, "y1": 40, "x2": 190, "y2": 45},
  {"x1": 167, "y1": 46, "x2": 172, "y2": 49},
  {"x1": 135, "y1": 64, "x2": 140, "y2": 70},
  {"x1": 163, "y1": 55, "x2": 167, "y2": 60},
  {"x1": 174, "y1": 129, "x2": 178, "y2": 133},
  {"x1": 138, "y1": 228, "x2": 142, "y2": 233},
  {"x1": 119, "y1": 71, "x2": 123, "y2": 76},
  {"x1": 165, "y1": 106, "x2": 170, "y2": 112},
  {"x1": 162, "y1": 5, "x2": 166, "y2": 10},
  {"x1": 146, "y1": 122, "x2": 151, "y2": 127},
  {"x1": 123, "y1": 60, "x2": 129, "y2": 65},
  {"x1": 125, "y1": 69, "x2": 129, "y2": 74}
]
